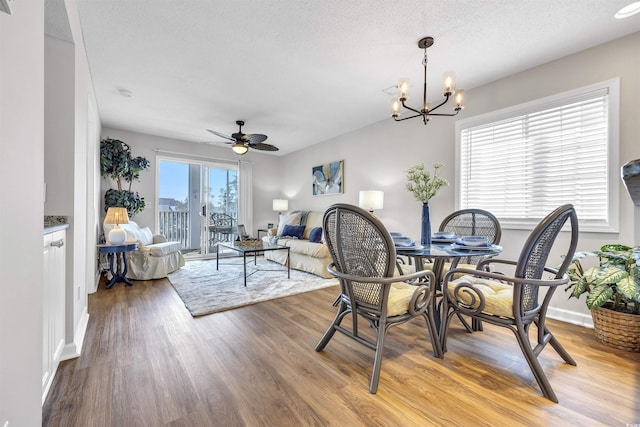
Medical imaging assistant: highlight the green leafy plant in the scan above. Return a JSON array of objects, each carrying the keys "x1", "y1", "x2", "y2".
[
  {"x1": 100, "y1": 137, "x2": 150, "y2": 217},
  {"x1": 405, "y1": 162, "x2": 449, "y2": 203},
  {"x1": 566, "y1": 244, "x2": 640, "y2": 314}
]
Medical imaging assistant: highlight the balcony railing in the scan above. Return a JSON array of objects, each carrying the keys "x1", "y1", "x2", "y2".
[
  {"x1": 159, "y1": 210, "x2": 189, "y2": 248},
  {"x1": 158, "y1": 210, "x2": 239, "y2": 250}
]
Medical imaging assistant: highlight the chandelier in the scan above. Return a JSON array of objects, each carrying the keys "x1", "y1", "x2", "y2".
[{"x1": 391, "y1": 36, "x2": 465, "y2": 125}]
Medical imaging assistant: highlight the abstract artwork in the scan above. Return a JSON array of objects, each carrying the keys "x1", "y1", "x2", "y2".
[{"x1": 312, "y1": 160, "x2": 343, "y2": 196}]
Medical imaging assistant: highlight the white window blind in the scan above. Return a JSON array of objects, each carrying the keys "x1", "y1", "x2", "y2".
[{"x1": 457, "y1": 79, "x2": 619, "y2": 232}]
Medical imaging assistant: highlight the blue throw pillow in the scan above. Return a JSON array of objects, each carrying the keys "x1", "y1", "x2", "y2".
[
  {"x1": 281, "y1": 224, "x2": 305, "y2": 239},
  {"x1": 309, "y1": 227, "x2": 323, "y2": 243}
]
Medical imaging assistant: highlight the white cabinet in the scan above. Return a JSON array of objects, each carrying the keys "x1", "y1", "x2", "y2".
[{"x1": 42, "y1": 229, "x2": 66, "y2": 404}]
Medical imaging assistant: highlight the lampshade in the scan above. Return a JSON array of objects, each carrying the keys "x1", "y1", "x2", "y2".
[
  {"x1": 104, "y1": 207, "x2": 129, "y2": 245},
  {"x1": 104, "y1": 207, "x2": 129, "y2": 225},
  {"x1": 272, "y1": 199, "x2": 289, "y2": 212},
  {"x1": 359, "y1": 190, "x2": 384, "y2": 213}
]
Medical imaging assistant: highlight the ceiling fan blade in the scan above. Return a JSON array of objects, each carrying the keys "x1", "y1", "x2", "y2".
[
  {"x1": 249, "y1": 142, "x2": 279, "y2": 152},
  {"x1": 206, "y1": 129, "x2": 234, "y2": 141},
  {"x1": 203, "y1": 140, "x2": 233, "y2": 146},
  {"x1": 247, "y1": 133, "x2": 268, "y2": 144}
]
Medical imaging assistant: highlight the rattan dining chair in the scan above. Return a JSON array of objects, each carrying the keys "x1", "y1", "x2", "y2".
[
  {"x1": 316, "y1": 203, "x2": 443, "y2": 394},
  {"x1": 439, "y1": 208, "x2": 502, "y2": 268},
  {"x1": 440, "y1": 204, "x2": 579, "y2": 402},
  {"x1": 414, "y1": 208, "x2": 502, "y2": 332}
]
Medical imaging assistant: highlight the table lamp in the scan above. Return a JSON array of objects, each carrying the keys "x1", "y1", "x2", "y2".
[
  {"x1": 359, "y1": 190, "x2": 384, "y2": 215},
  {"x1": 273, "y1": 198, "x2": 289, "y2": 215},
  {"x1": 104, "y1": 207, "x2": 129, "y2": 245}
]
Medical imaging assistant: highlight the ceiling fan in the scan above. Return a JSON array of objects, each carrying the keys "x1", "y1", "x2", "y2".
[{"x1": 206, "y1": 120, "x2": 278, "y2": 155}]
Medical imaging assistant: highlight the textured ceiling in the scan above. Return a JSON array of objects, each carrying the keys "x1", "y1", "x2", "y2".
[{"x1": 63, "y1": 0, "x2": 640, "y2": 155}]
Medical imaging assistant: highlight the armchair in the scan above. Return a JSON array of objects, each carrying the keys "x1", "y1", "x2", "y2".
[{"x1": 103, "y1": 220, "x2": 185, "y2": 280}]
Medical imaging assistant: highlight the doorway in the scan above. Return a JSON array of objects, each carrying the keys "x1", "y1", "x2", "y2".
[{"x1": 157, "y1": 157, "x2": 239, "y2": 258}]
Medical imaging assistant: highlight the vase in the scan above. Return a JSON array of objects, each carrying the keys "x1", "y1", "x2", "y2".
[{"x1": 421, "y1": 202, "x2": 432, "y2": 246}]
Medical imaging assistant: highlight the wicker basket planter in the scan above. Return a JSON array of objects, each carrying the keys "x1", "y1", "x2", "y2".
[{"x1": 591, "y1": 306, "x2": 640, "y2": 352}]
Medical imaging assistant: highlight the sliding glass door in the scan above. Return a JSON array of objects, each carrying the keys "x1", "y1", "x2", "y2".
[{"x1": 157, "y1": 157, "x2": 238, "y2": 258}]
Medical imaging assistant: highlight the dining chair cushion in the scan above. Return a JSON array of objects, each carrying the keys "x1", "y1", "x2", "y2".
[
  {"x1": 422, "y1": 262, "x2": 478, "y2": 279},
  {"x1": 446, "y1": 275, "x2": 513, "y2": 317},
  {"x1": 387, "y1": 282, "x2": 420, "y2": 317},
  {"x1": 396, "y1": 263, "x2": 416, "y2": 276}
]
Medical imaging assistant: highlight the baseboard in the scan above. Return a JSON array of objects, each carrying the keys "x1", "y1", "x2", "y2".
[
  {"x1": 60, "y1": 308, "x2": 89, "y2": 361},
  {"x1": 547, "y1": 306, "x2": 593, "y2": 328},
  {"x1": 89, "y1": 270, "x2": 101, "y2": 294}
]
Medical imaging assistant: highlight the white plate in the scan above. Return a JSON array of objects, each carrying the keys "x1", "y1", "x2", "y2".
[
  {"x1": 451, "y1": 243, "x2": 498, "y2": 251},
  {"x1": 432, "y1": 238, "x2": 460, "y2": 243},
  {"x1": 396, "y1": 245, "x2": 423, "y2": 251}
]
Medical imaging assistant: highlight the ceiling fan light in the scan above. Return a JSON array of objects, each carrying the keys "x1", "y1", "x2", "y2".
[{"x1": 232, "y1": 142, "x2": 248, "y2": 155}]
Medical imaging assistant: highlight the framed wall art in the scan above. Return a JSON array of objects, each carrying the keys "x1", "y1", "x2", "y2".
[{"x1": 312, "y1": 160, "x2": 344, "y2": 196}]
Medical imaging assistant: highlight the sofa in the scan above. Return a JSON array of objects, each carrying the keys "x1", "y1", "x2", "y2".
[
  {"x1": 261, "y1": 211, "x2": 332, "y2": 278},
  {"x1": 103, "y1": 220, "x2": 185, "y2": 280}
]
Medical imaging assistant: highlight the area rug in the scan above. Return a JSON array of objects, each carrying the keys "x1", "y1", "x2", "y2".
[{"x1": 167, "y1": 257, "x2": 338, "y2": 317}]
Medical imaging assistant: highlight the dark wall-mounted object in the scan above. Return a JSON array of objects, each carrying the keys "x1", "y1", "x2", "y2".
[{"x1": 622, "y1": 159, "x2": 640, "y2": 206}]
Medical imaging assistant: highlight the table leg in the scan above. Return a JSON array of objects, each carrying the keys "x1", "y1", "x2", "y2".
[
  {"x1": 121, "y1": 252, "x2": 133, "y2": 286},
  {"x1": 287, "y1": 247, "x2": 290, "y2": 279},
  {"x1": 106, "y1": 253, "x2": 117, "y2": 289},
  {"x1": 216, "y1": 244, "x2": 219, "y2": 270},
  {"x1": 243, "y1": 252, "x2": 247, "y2": 287}
]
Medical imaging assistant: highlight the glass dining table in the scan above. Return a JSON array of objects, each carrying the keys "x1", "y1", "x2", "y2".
[
  {"x1": 397, "y1": 242, "x2": 503, "y2": 338},
  {"x1": 397, "y1": 242, "x2": 503, "y2": 282}
]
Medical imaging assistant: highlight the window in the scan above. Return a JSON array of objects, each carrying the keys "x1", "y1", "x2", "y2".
[{"x1": 456, "y1": 79, "x2": 619, "y2": 232}]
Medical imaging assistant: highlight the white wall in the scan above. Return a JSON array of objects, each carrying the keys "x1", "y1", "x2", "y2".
[
  {"x1": 43, "y1": 0, "x2": 98, "y2": 362},
  {"x1": 0, "y1": 1, "x2": 45, "y2": 426},
  {"x1": 276, "y1": 32, "x2": 640, "y2": 326}
]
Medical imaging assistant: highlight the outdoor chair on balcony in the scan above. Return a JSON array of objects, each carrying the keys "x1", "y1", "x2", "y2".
[
  {"x1": 316, "y1": 203, "x2": 443, "y2": 394},
  {"x1": 440, "y1": 204, "x2": 579, "y2": 402},
  {"x1": 209, "y1": 213, "x2": 235, "y2": 245}
]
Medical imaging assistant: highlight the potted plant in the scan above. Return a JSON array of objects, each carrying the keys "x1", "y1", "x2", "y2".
[
  {"x1": 566, "y1": 244, "x2": 640, "y2": 352},
  {"x1": 100, "y1": 137, "x2": 150, "y2": 218},
  {"x1": 405, "y1": 162, "x2": 448, "y2": 245}
]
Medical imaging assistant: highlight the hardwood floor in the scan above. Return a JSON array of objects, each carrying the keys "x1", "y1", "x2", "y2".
[{"x1": 43, "y1": 275, "x2": 640, "y2": 426}]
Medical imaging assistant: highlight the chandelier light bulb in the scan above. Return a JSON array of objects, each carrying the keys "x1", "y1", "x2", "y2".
[
  {"x1": 442, "y1": 71, "x2": 456, "y2": 95},
  {"x1": 391, "y1": 98, "x2": 401, "y2": 117},
  {"x1": 454, "y1": 89, "x2": 466, "y2": 110},
  {"x1": 398, "y1": 78, "x2": 410, "y2": 100}
]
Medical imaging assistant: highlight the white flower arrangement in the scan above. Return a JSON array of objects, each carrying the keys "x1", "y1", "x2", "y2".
[{"x1": 405, "y1": 162, "x2": 449, "y2": 203}]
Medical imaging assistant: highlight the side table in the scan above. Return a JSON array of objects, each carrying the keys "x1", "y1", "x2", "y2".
[
  {"x1": 257, "y1": 229, "x2": 268, "y2": 239},
  {"x1": 97, "y1": 243, "x2": 138, "y2": 288}
]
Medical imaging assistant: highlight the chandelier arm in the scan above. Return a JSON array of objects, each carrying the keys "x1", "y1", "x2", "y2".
[
  {"x1": 400, "y1": 99, "x2": 424, "y2": 115},
  {"x1": 426, "y1": 93, "x2": 452, "y2": 114},
  {"x1": 427, "y1": 111, "x2": 461, "y2": 117},
  {"x1": 394, "y1": 112, "x2": 425, "y2": 122}
]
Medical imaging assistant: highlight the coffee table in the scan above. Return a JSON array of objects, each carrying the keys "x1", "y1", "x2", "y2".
[{"x1": 216, "y1": 241, "x2": 290, "y2": 286}]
